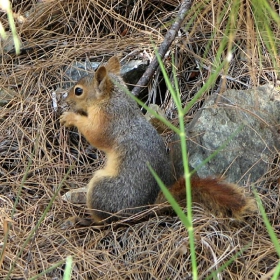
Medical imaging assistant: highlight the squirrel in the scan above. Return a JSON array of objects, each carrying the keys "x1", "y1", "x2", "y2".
[{"x1": 60, "y1": 56, "x2": 256, "y2": 226}]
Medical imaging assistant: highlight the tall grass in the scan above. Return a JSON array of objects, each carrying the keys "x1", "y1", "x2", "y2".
[
  {"x1": 144, "y1": 1, "x2": 280, "y2": 278},
  {"x1": 0, "y1": 0, "x2": 20, "y2": 54}
]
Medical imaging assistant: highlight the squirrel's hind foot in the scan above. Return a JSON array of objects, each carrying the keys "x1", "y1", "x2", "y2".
[{"x1": 61, "y1": 216, "x2": 94, "y2": 229}]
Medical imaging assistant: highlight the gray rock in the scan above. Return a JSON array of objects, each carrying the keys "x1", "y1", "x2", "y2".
[
  {"x1": 185, "y1": 85, "x2": 280, "y2": 184},
  {"x1": 63, "y1": 61, "x2": 99, "y2": 88},
  {"x1": 121, "y1": 60, "x2": 148, "y2": 90},
  {"x1": 63, "y1": 59, "x2": 148, "y2": 90}
]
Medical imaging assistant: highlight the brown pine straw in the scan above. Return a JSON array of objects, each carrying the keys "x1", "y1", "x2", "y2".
[{"x1": 0, "y1": 0, "x2": 279, "y2": 279}]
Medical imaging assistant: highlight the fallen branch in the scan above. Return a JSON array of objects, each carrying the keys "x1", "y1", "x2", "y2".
[{"x1": 131, "y1": 0, "x2": 193, "y2": 97}]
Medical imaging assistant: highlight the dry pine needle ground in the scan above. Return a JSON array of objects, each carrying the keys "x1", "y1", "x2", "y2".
[{"x1": 0, "y1": 0, "x2": 280, "y2": 279}]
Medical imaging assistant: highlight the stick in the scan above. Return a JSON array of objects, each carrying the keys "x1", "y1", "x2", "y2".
[{"x1": 131, "y1": 0, "x2": 194, "y2": 97}]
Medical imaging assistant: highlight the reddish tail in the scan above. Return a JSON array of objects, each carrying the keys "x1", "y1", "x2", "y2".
[{"x1": 156, "y1": 176, "x2": 256, "y2": 218}]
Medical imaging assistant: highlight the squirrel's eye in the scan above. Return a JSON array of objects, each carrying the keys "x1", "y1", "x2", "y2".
[{"x1": 74, "y1": 87, "x2": 83, "y2": 96}]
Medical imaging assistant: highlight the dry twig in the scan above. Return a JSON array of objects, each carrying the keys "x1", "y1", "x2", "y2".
[{"x1": 132, "y1": 0, "x2": 194, "y2": 96}]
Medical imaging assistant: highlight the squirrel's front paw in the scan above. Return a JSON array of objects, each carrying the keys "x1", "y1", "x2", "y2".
[{"x1": 60, "y1": 112, "x2": 77, "y2": 127}]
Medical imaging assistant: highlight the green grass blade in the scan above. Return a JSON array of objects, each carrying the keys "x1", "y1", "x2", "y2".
[
  {"x1": 63, "y1": 256, "x2": 73, "y2": 280},
  {"x1": 183, "y1": 60, "x2": 226, "y2": 115},
  {"x1": 253, "y1": 189, "x2": 280, "y2": 257},
  {"x1": 148, "y1": 163, "x2": 198, "y2": 278},
  {"x1": 115, "y1": 81, "x2": 180, "y2": 134},
  {"x1": 28, "y1": 259, "x2": 67, "y2": 280},
  {"x1": 0, "y1": 0, "x2": 21, "y2": 54},
  {"x1": 271, "y1": 261, "x2": 280, "y2": 280},
  {"x1": 147, "y1": 163, "x2": 190, "y2": 228}
]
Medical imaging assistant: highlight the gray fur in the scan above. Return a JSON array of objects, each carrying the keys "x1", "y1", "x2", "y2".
[{"x1": 87, "y1": 73, "x2": 174, "y2": 221}]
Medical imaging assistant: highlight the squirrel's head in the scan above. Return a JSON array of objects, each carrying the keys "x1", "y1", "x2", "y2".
[{"x1": 66, "y1": 56, "x2": 121, "y2": 114}]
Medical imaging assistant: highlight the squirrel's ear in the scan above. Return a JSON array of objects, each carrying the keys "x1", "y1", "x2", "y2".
[
  {"x1": 95, "y1": 66, "x2": 107, "y2": 84},
  {"x1": 105, "y1": 56, "x2": 121, "y2": 74},
  {"x1": 94, "y1": 66, "x2": 113, "y2": 97}
]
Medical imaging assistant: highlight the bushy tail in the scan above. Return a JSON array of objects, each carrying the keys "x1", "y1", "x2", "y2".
[{"x1": 155, "y1": 176, "x2": 257, "y2": 218}]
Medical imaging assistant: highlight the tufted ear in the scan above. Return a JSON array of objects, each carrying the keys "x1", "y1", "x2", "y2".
[
  {"x1": 94, "y1": 65, "x2": 113, "y2": 98},
  {"x1": 105, "y1": 56, "x2": 121, "y2": 74}
]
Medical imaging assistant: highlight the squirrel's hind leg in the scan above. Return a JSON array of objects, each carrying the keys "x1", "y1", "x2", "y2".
[
  {"x1": 61, "y1": 215, "x2": 104, "y2": 229},
  {"x1": 61, "y1": 216, "x2": 94, "y2": 229}
]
